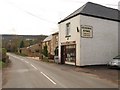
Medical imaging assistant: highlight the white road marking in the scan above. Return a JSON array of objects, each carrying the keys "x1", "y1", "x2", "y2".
[
  {"x1": 31, "y1": 64, "x2": 38, "y2": 70},
  {"x1": 25, "y1": 61, "x2": 29, "y2": 64},
  {"x1": 21, "y1": 59, "x2": 24, "y2": 61},
  {"x1": 41, "y1": 72, "x2": 56, "y2": 85},
  {"x1": 8, "y1": 54, "x2": 22, "y2": 60}
]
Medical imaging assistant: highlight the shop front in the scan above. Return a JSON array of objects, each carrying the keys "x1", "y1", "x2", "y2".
[{"x1": 61, "y1": 41, "x2": 76, "y2": 65}]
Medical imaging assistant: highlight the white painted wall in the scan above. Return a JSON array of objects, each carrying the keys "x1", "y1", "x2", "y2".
[
  {"x1": 80, "y1": 15, "x2": 118, "y2": 66},
  {"x1": 118, "y1": 2, "x2": 120, "y2": 54},
  {"x1": 118, "y1": 21, "x2": 120, "y2": 55},
  {"x1": 58, "y1": 15, "x2": 81, "y2": 66}
]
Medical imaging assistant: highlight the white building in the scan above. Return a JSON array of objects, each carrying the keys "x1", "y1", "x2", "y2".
[
  {"x1": 118, "y1": 1, "x2": 120, "y2": 54},
  {"x1": 58, "y1": 2, "x2": 120, "y2": 66}
]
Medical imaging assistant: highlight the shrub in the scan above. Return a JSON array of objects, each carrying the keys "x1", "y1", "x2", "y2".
[
  {"x1": 42, "y1": 45, "x2": 48, "y2": 57},
  {"x1": 54, "y1": 46, "x2": 58, "y2": 56},
  {"x1": 0, "y1": 60, "x2": 5, "y2": 68},
  {"x1": 2, "y1": 48, "x2": 7, "y2": 62},
  {"x1": 42, "y1": 56, "x2": 49, "y2": 62}
]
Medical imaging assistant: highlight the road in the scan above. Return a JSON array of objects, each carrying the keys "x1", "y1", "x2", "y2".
[{"x1": 2, "y1": 53, "x2": 118, "y2": 88}]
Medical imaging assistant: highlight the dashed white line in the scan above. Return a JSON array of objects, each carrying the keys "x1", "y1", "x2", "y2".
[
  {"x1": 9, "y1": 54, "x2": 57, "y2": 85},
  {"x1": 21, "y1": 59, "x2": 24, "y2": 61},
  {"x1": 25, "y1": 61, "x2": 29, "y2": 64},
  {"x1": 31, "y1": 64, "x2": 38, "y2": 70},
  {"x1": 41, "y1": 72, "x2": 56, "y2": 85}
]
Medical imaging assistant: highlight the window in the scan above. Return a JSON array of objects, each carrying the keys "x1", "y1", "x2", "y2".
[
  {"x1": 66, "y1": 23, "x2": 70, "y2": 36},
  {"x1": 65, "y1": 45, "x2": 76, "y2": 63}
]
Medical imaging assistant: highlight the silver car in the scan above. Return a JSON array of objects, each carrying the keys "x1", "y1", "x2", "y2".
[{"x1": 108, "y1": 55, "x2": 120, "y2": 68}]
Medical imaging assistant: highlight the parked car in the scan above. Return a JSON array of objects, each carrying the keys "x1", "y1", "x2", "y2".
[{"x1": 107, "y1": 55, "x2": 120, "y2": 68}]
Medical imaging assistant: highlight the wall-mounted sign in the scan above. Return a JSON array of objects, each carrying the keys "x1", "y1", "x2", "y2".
[
  {"x1": 81, "y1": 25, "x2": 93, "y2": 38},
  {"x1": 61, "y1": 41, "x2": 76, "y2": 45}
]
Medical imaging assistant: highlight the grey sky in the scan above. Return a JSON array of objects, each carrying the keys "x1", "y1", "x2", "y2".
[{"x1": 0, "y1": 0, "x2": 119, "y2": 35}]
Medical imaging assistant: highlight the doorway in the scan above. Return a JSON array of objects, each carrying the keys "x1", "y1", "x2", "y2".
[
  {"x1": 61, "y1": 44, "x2": 76, "y2": 65},
  {"x1": 61, "y1": 46, "x2": 66, "y2": 64}
]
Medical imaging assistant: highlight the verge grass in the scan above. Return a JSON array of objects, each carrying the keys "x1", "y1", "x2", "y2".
[{"x1": 0, "y1": 60, "x2": 5, "y2": 69}]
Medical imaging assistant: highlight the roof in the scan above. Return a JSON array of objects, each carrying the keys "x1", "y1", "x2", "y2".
[
  {"x1": 43, "y1": 35, "x2": 52, "y2": 42},
  {"x1": 52, "y1": 31, "x2": 59, "y2": 35},
  {"x1": 58, "y1": 2, "x2": 120, "y2": 24}
]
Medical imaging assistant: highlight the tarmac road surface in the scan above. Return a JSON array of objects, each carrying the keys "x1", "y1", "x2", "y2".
[{"x1": 2, "y1": 53, "x2": 118, "y2": 88}]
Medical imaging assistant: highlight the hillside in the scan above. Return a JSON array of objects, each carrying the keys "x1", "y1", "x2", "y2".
[{"x1": 2, "y1": 34, "x2": 47, "y2": 52}]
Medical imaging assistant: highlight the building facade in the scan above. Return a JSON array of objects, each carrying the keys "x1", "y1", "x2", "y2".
[
  {"x1": 118, "y1": 1, "x2": 120, "y2": 55},
  {"x1": 51, "y1": 32, "x2": 59, "y2": 55},
  {"x1": 42, "y1": 32, "x2": 59, "y2": 59},
  {"x1": 42, "y1": 35, "x2": 52, "y2": 57},
  {"x1": 58, "y1": 2, "x2": 120, "y2": 66}
]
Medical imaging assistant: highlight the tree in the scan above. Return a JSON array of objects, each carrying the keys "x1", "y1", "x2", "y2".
[
  {"x1": 54, "y1": 46, "x2": 58, "y2": 56},
  {"x1": 19, "y1": 40, "x2": 24, "y2": 48},
  {"x1": 43, "y1": 45, "x2": 48, "y2": 57}
]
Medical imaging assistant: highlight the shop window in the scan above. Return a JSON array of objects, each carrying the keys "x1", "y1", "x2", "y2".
[
  {"x1": 66, "y1": 23, "x2": 70, "y2": 36},
  {"x1": 65, "y1": 45, "x2": 76, "y2": 63}
]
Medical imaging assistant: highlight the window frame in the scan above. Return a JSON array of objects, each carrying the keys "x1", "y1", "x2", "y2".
[{"x1": 66, "y1": 22, "x2": 71, "y2": 37}]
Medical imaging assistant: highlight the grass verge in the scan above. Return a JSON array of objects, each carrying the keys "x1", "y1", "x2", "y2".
[
  {"x1": 41, "y1": 57, "x2": 49, "y2": 62},
  {"x1": 41, "y1": 57, "x2": 54, "y2": 63},
  {"x1": 0, "y1": 60, "x2": 5, "y2": 69}
]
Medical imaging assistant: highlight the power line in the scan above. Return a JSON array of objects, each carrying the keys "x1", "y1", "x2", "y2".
[
  {"x1": 5, "y1": 1, "x2": 57, "y2": 24},
  {"x1": 4, "y1": 0, "x2": 120, "y2": 25},
  {"x1": 23, "y1": 10, "x2": 57, "y2": 24},
  {"x1": 63, "y1": 0, "x2": 120, "y2": 7}
]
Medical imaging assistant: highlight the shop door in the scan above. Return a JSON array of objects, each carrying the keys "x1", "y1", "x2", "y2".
[
  {"x1": 61, "y1": 46, "x2": 66, "y2": 64},
  {"x1": 65, "y1": 45, "x2": 76, "y2": 65}
]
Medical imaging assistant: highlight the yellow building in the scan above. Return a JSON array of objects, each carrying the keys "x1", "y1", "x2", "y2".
[{"x1": 42, "y1": 32, "x2": 59, "y2": 59}]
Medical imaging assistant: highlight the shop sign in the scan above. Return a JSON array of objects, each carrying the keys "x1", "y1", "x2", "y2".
[
  {"x1": 61, "y1": 41, "x2": 76, "y2": 45},
  {"x1": 81, "y1": 25, "x2": 93, "y2": 38}
]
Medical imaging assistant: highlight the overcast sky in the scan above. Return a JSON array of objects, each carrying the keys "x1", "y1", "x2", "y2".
[{"x1": 0, "y1": 0, "x2": 119, "y2": 35}]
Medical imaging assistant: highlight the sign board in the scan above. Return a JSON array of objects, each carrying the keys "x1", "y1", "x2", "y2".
[
  {"x1": 81, "y1": 25, "x2": 93, "y2": 38},
  {"x1": 61, "y1": 41, "x2": 76, "y2": 45}
]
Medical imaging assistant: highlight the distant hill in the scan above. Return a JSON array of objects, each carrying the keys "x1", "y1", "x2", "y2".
[
  {"x1": 2, "y1": 34, "x2": 47, "y2": 41},
  {"x1": 2, "y1": 34, "x2": 48, "y2": 52}
]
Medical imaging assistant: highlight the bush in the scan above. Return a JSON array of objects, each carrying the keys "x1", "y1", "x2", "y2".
[
  {"x1": 1, "y1": 48, "x2": 10, "y2": 64},
  {"x1": 54, "y1": 46, "x2": 58, "y2": 56},
  {"x1": 0, "y1": 48, "x2": 2, "y2": 59},
  {"x1": 42, "y1": 56, "x2": 49, "y2": 62},
  {"x1": 2, "y1": 48, "x2": 6, "y2": 56},
  {"x1": 42, "y1": 45, "x2": 48, "y2": 57},
  {"x1": 0, "y1": 60, "x2": 5, "y2": 69},
  {"x1": 2, "y1": 48, "x2": 7, "y2": 62}
]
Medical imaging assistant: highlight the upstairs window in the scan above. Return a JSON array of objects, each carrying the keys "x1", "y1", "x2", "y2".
[{"x1": 66, "y1": 23, "x2": 70, "y2": 36}]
